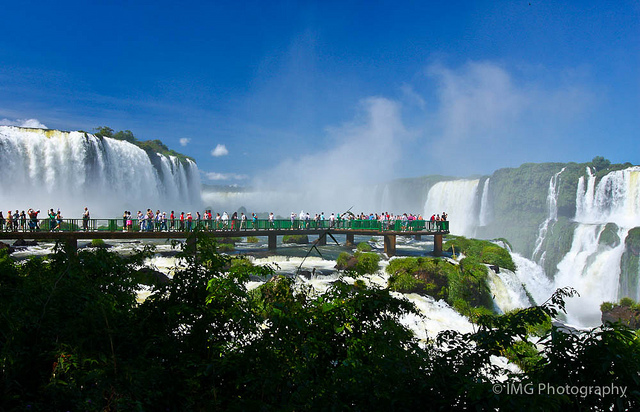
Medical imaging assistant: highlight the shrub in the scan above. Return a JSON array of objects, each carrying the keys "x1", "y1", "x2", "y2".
[
  {"x1": 353, "y1": 252, "x2": 380, "y2": 276},
  {"x1": 356, "y1": 242, "x2": 372, "y2": 252},
  {"x1": 218, "y1": 243, "x2": 235, "y2": 252},
  {"x1": 336, "y1": 252, "x2": 351, "y2": 269},
  {"x1": 620, "y1": 297, "x2": 636, "y2": 308},
  {"x1": 386, "y1": 257, "x2": 451, "y2": 300},
  {"x1": 388, "y1": 272, "x2": 426, "y2": 294},
  {"x1": 246, "y1": 236, "x2": 259, "y2": 243},
  {"x1": 336, "y1": 251, "x2": 380, "y2": 275},
  {"x1": 600, "y1": 301, "x2": 615, "y2": 313},
  {"x1": 90, "y1": 239, "x2": 106, "y2": 248},
  {"x1": 283, "y1": 235, "x2": 309, "y2": 244},
  {"x1": 444, "y1": 236, "x2": 516, "y2": 271}
]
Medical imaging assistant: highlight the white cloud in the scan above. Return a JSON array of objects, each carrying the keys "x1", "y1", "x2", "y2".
[
  {"x1": 0, "y1": 118, "x2": 48, "y2": 128},
  {"x1": 211, "y1": 144, "x2": 229, "y2": 157},
  {"x1": 179, "y1": 137, "x2": 191, "y2": 146},
  {"x1": 421, "y1": 61, "x2": 594, "y2": 174},
  {"x1": 205, "y1": 172, "x2": 248, "y2": 181}
]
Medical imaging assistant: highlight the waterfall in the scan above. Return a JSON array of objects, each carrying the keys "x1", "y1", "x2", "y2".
[
  {"x1": 532, "y1": 167, "x2": 566, "y2": 264},
  {"x1": 424, "y1": 179, "x2": 480, "y2": 236},
  {"x1": 551, "y1": 166, "x2": 640, "y2": 326},
  {"x1": 478, "y1": 178, "x2": 491, "y2": 226},
  {"x1": 0, "y1": 126, "x2": 202, "y2": 216}
]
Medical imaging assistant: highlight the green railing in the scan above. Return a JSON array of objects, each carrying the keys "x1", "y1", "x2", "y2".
[{"x1": 0, "y1": 218, "x2": 449, "y2": 234}]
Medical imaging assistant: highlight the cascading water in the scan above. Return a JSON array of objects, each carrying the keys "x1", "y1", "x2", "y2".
[
  {"x1": 532, "y1": 167, "x2": 566, "y2": 264},
  {"x1": 478, "y1": 178, "x2": 491, "y2": 227},
  {"x1": 552, "y1": 166, "x2": 640, "y2": 326},
  {"x1": 424, "y1": 179, "x2": 480, "y2": 236},
  {"x1": 0, "y1": 126, "x2": 202, "y2": 216}
]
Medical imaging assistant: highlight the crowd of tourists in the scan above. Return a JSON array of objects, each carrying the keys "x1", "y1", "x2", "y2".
[{"x1": 1, "y1": 207, "x2": 448, "y2": 233}]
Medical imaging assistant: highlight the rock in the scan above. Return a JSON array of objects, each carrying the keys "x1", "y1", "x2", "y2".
[
  {"x1": 134, "y1": 268, "x2": 171, "y2": 287},
  {"x1": 335, "y1": 256, "x2": 359, "y2": 271},
  {"x1": 13, "y1": 239, "x2": 37, "y2": 247},
  {"x1": 0, "y1": 241, "x2": 15, "y2": 254},
  {"x1": 283, "y1": 235, "x2": 309, "y2": 244},
  {"x1": 602, "y1": 305, "x2": 640, "y2": 329}
]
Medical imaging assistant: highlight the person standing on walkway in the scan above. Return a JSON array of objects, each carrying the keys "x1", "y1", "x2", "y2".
[{"x1": 82, "y1": 207, "x2": 90, "y2": 231}]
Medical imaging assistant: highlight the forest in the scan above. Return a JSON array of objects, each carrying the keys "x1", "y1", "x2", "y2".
[{"x1": 1, "y1": 235, "x2": 639, "y2": 411}]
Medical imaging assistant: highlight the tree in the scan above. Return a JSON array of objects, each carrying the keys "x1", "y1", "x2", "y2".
[
  {"x1": 94, "y1": 126, "x2": 114, "y2": 137},
  {"x1": 113, "y1": 129, "x2": 136, "y2": 143},
  {"x1": 591, "y1": 156, "x2": 611, "y2": 171},
  {"x1": 1, "y1": 238, "x2": 639, "y2": 410}
]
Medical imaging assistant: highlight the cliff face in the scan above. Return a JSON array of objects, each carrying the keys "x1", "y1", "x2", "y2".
[
  {"x1": 620, "y1": 228, "x2": 640, "y2": 301},
  {"x1": 384, "y1": 161, "x2": 639, "y2": 284}
]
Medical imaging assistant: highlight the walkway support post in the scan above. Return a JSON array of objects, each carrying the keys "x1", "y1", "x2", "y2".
[
  {"x1": 64, "y1": 236, "x2": 78, "y2": 255},
  {"x1": 384, "y1": 234, "x2": 396, "y2": 257},
  {"x1": 268, "y1": 234, "x2": 277, "y2": 251},
  {"x1": 415, "y1": 235, "x2": 422, "y2": 241},
  {"x1": 433, "y1": 234, "x2": 443, "y2": 256},
  {"x1": 186, "y1": 235, "x2": 197, "y2": 255},
  {"x1": 316, "y1": 234, "x2": 327, "y2": 246},
  {"x1": 345, "y1": 233, "x2": 355, "y2": 247}
]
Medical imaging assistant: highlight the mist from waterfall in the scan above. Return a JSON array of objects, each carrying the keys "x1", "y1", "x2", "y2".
[{"x1": 0, "y1": 126, "x2": 202, "y2": 217}]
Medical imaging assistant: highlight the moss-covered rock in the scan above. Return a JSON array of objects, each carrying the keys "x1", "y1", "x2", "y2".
[
  {"x1": 133, "y1": 267, "x2": 171, "y2": 287},
  {"x1": 601, "y1": 297, "x2": 640, "y2": 329},
  {"x1": 620, "y1": 227, "x2": 640, "y2": 301},
  {"x1": 598, "y1": 223, "x2": 620, "y2": 248},
  {"x1": 282, "y1": 235, "x2": 309, "y2": 244},
  {"x1": 217, "y1": 243, "x2": 235, "y2": 252},
  {"x1": 335, "y1": 251, "x2": 380, "y2": 276},
  {"x1": 386, "y1": 256, "x2": 494, "y2": 319},
  {"x1": 449, "y1": 257, "x2": 493, "y2": 312},
  {"x1": 538, "y1": 217, "x2": 577, "y2": 277},
  {"x1": 386, "y1": 257, "x2": 450, "y2": 300},
  {"x1": 90, "y1": 239, "x2": 110, "y2": 248},
  {"x1": 443, "y1": 236, "x2": 516, "y2": 272},
  {"x1": 356, "y1": 242, "x2": 372, "y2": 252}
]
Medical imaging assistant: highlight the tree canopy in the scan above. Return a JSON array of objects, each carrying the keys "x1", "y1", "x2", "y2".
[{"x1": 1, "y1": 237, "x2": 638, "y2": 410}]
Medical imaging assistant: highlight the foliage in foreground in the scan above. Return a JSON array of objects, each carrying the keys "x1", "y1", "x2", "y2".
[{"x1": 1, "y1": 239, "x2": 639, "y2": 411}]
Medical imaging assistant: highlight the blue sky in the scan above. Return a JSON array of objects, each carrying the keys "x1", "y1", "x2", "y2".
[{"x1": 1, "y1": 0, "x2": 638, "y2": 185}]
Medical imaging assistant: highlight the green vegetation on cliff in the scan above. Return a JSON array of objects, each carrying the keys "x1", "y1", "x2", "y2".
[
  {"x1": 94, "y1": 126, "x2": 194, "y2": 164},
  {"x1": 477, "y1": 157, "x2": 634, "y2": 258},
  {"x1": 620, "y1": 227, "x2": 640, "y2": 301}
]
